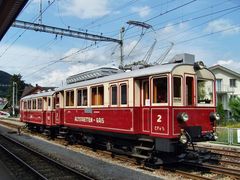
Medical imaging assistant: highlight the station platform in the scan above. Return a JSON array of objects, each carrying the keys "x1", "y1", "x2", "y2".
[{"x1": 0, "y1": 118, "x2": 25, "y2": 127}]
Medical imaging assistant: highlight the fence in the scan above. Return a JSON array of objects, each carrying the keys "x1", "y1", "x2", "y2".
[{"x1": 214, "y1": 127, "x2": 240, "y2": 146}]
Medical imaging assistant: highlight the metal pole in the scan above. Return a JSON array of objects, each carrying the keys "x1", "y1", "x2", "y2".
[
  {"x1": 16, "y1": 83, "x2": 18, "y2": 109},
  {"x1": 12, "y1": 82, "x2": 15, "y2": 116},
  {"x1": 119, "y1": 27, "x2": 125, "y2": 68}
]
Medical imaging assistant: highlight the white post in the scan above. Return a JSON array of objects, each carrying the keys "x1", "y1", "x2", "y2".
[{"x1": 12, "y1": 82, "x2": 15, "y2": 116}]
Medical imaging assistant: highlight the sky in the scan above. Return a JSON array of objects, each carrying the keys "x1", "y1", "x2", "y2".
[{"x1": 0, "y1": 0, "x2": 240, "y2": 87}]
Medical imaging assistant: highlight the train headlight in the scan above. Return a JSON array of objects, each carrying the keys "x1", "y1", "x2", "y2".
[
  {"x1": 177, "y1": 112, "x2": 189, "y2": 123},
  {"x1": 209, "y1": 112, "x2": 220, "y2": 122}
]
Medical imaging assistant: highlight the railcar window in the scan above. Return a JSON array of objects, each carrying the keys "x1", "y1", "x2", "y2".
[
  {"x1": 53, "y1": 97, "x2": 56, "y2": 109},
  {"x1": 173, "y1": 77, "x2": 182, "y2": 103},
  {"x1": 24, "y1": 101, "x2": 27, "y2": 109},
  {"x1": 186, "y1": 77, "x2": 194, "y2": 106},
  {"x1": 48, "y1": 97, "x2": 51, "y2": 107},
  {"x1": 32, "y1": 99, "x2": 36, "y2": 109},
  {"x1": 77, "y1": 88, "x2": 88, "y2": 106},
  {"x1": 197, "y1": 79, "x2": 213, "y2": 104},
  {"x1": 54, "y1": 93, "x2": 60, "y2": 108},
  {"x1": 37, "y1": 98, "x2": 42, "y2": 109},
  {"x1": 66, "y1": 90, "x2": 74, "y2": 106},
  {"x1": 143, "y1": 81, "x2": 149, "y2": 105},
  {"x1": 111, "y1": 85, "x2": 117, "y2": 105},
  {"x1": 27, "y1": 100, "x2": 31, "y2": 109},
  {"x1": 153, "y1": 77, "x2": 168, "y2": 103},
  {"x1": 120, "y1": 84, "x2": 127, "y2": 105},
  {"x1": 91, "y1": 86, "x2": 104, "y2": 105}
]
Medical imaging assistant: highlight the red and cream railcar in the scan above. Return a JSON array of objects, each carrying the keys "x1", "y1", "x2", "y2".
[
  {"x1": 20, "y1": 57, "x2": 219, "y2": 160},
  {"x1": 53, "y1": 60, "x2": 218, "y2": 154},
  {"x1": 20, "y1": 91, "x2": 58, "y2": 132}
]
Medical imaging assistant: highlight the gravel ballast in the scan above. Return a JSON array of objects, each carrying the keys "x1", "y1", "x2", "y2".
[{"x1": 0, "y1": 125, "x2": 164, "y2": 180}]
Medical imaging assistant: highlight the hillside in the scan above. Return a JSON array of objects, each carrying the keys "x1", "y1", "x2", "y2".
[{"x1": 0, "y1": 70, "x2": 12, "y2": 97}]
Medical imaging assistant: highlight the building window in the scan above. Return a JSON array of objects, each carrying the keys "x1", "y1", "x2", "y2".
[
  {"x1": 120, "y1": 83, "x2": 127, "y2": 105},
  {"x1": 37, "y1": 98, "x2": 42, "y2": 109},
  {"x1": 32, "y1": 99, "x2": 36, "y2": 109},
  {"x1": 77, "y1": 88, "x2": 88, "y2": 106},
  {"x1": 230, "y1": 79, "x2": 236, "y2": 87},
  {"x1": 91, "y1": 86, "x2": 104, "y2": 105},
  {"x1": 216, "y1": 79, "x2": 222, "y2": 91},
  {"x1": 111, "y1": 85, "x2": 117, "y2": 105},
  {"x1": 197, "y1": 79, "x2": 213, "y2": 104},
  {"x1": 153, "y1": 77, "x2": 168, "y2": 103},
  {"x1": 173, "y1": 77, "x2": 181, "y2": 103},
  {"x1": 66, "y1": 90, "x2": 74, "y2": 106}
]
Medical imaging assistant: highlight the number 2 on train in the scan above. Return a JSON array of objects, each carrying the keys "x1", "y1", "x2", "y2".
[{"x1": 157, "y1": 114, "x2": 162, "y2": 123}]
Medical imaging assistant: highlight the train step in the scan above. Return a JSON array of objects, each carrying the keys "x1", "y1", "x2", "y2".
[
  {"x1": 138, "y1": 138, "x2": 154, "y2": 142},
  {"x1": 59, "y1": 131, "x2": 68, "y2": 135},
  {"x1": 131, "y1": 153, "x2": 151, "y2": 159},
  {"x1": 134, "y1": 146, "x2": 154, "y2": 151},
  {"x1": 57, "y1": 135, "x2": 66, "y2": 139},
  {"x1": 42, "y1": 129, "x2": 50, "y2": 136}
]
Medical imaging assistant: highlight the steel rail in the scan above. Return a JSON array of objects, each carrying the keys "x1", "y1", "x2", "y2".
[
  {"x1": 0, "y1": 133, "x2": 95, "y2": 180},
  {"x1": 195, "y1": 145, "x2": 240, "y2": 154},
  {"x1": 183, "y1": 161, "x2": 240, "y2": 178},
  {"x1": 174, "y1": 169, "x2": 212, "y2": 180},
  {"x1": 0, "y1": 143, "x2": 47, "y2": 179}
]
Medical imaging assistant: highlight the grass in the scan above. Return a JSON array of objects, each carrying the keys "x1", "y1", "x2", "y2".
[
  {"x1": 217, "y1": 120, "x2": 240, "y2": 128},
  {"x1": 213, "y1": 123, "x2": 240, "y2": 146}
]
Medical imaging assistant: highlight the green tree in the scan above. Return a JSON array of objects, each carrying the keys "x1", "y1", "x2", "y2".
[
  {"x1": 6, "y1": 74, "x2": 26, "y2": 115},
  {"x1": 216, "y1": 102, "x2": 225, "y2": 125},
  {"x1": 229, "y1": 97, "x2": 240, "y2": 121}
]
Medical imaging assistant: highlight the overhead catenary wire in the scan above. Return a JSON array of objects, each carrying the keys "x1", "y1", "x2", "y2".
[
  {"x1": 124, "y1": 5, "x2": 240, "y2": 41},
  {"x1": 86, "y1": 0, "x2": 178, "y2": 30},
  {"x1": 2, "y1": 0, "x2": 239, "y2": 81},
  {"x1": 120, "y1": 0, "x2": 233, "y2": 39},
  {"x1": 0, "y1": 0, "x2": 56, "y2": 60},
  {"x1": 23, "y1": 5, "x2": 240, "y2": 78},
  {"x1": 24, "y1": 43, "x2": 96, "y2": 78}
]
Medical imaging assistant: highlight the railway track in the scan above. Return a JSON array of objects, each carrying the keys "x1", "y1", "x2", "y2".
[
  {"x1": 0, "y1": 133, "x2": 94, "y2": 180},
  {"x1": 1, "y1": 120, "x2": 240, "y2": 180},
  {"x1": 183, "y1": 161, "x2": 240, "y2": 179}
]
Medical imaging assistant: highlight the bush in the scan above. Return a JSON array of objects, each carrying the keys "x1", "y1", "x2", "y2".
[
  {"x1": 229, "y1": 97, "x2": 240, "y2": 121},
  {"x1": 216, "y1": 102, "x2": 225, "y2": 125}
]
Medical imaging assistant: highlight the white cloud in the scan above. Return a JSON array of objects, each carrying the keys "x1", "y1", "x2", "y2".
[
  {"x1": 60, "y1": 0, "x2": 110, "y2": 19},
  {"x1": 35, "y1": 63, "x2": 97, "y2": 87},
  {"x1": 216, "y1": 60, "x2": 233, "y2": 65},
  {"x1": 0, "y1": 44, "x2": 110, "y2": 86},
  {"x1": 131, "y1": 6, "x2": 151, "y2": 18},
  {"x1": 205, "y1": 19, "x2": 240, "y2": 35},
  {"x1": 213, "y1": 59, "x2": 240, "y2": 72}
]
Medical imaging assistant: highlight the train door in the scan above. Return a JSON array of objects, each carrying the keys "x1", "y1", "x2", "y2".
[
  {"x1": 54, "y1": 92, "x2": 61, "y2": 125},
  {"x1": 185, "y1": 75, "x2": 195, "y2": 106},
  {"x1": 141, "y1": 79, "x2": 150, "y2": 132}
]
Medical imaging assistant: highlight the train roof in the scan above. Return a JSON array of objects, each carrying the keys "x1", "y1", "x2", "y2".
[
  {"x1": 56, "y1": 63, "x2": 187, "y2": 91},
  {"x1": 21, "y1": 90, "x2": 55, "y2": 100}
]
